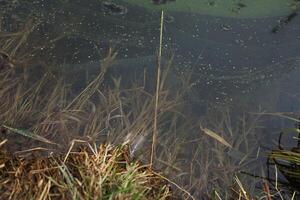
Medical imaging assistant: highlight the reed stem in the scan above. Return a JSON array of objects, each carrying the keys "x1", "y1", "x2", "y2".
[{"x1": 151, "y1": 10, "x2": 164, "y2": 168}]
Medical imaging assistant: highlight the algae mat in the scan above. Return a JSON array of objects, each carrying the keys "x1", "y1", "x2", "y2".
[{"x1": 125, "y1": 0, "x2": 297, "y2": 18}]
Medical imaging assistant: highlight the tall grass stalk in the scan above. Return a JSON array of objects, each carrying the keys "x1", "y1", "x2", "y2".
[{"x1": 151, "y1": 10, "x2": 164, "y2": 168}]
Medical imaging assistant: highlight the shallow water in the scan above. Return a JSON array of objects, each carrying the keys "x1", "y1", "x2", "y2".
[{"x1": 1, "y1": 0, "x2": 300, "y2": 197}]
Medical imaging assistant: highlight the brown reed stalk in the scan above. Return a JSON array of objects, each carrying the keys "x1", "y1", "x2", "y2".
[{"x1": 151, "y1": 10, "x2": 164, "y2": 168}]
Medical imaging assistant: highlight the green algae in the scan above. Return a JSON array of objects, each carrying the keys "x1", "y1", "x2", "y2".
[{"x1": 125, "y1": 0, "x2": 297, "y2": 18}]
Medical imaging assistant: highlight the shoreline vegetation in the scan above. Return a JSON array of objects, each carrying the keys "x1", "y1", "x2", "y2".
[
  {"x1": 0, "y1": 11, "x2": 299, "y2": 200},
  {"x1": 0, "y1": 142, "x2": 173, "y2": 199}
]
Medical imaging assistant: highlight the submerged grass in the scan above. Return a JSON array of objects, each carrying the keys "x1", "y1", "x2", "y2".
[
  {"x1": 1, "y1": 13, "x2": 299, "y2": 200},
  {"x1": 267, "y1": 119, "x2": 300, "y2": 194},
  {"x1": 0, "y1": 18, "x2": 180, "y2": 199}
]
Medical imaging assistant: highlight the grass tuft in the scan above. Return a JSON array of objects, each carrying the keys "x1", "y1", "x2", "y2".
[{"x1": 0, "y1": 142, "x2": 172, "y2": 200}]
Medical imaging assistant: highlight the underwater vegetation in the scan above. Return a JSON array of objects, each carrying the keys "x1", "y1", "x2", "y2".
[
  {"x1": 1, "y1": 2, "x2": 300, "y2": 200},
  {"x1": 267, "y1": 119, "x2": 300, "y2": 193},
  {"x1": 0, "y1": 21, "x2": 181, "y2": 199}
]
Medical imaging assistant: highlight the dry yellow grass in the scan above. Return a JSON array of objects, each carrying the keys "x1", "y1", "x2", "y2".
[{"x1": 0, "y1": 140, "x2": 172, "y2": 200}]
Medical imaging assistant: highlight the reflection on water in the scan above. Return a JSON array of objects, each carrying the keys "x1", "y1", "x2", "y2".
[{"x1": 1, "y1": 0, "x2": 300, "y2": 197}]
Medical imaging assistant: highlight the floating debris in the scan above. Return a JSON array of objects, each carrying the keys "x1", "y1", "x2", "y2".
[
  {"x1": 271, "y1": 12, "x2": 298, "y2": 33},
  {"x1": 237, "y1": 3, "x2": 246, "y2": 8},
  {"x1": 152, "y1": 0, "x2": 176, "y2": 5},
  {"x1": 101, "y1": 1, "x2": 128, "y2": 15},
  {"x1": 208, "y1": 1, "x2": 216, "y2": 7},
  {"x1": 231, "y1": 2, "x2": 247, "y2": 14}
]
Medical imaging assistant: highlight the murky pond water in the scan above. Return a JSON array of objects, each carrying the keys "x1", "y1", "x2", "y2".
[
  {"x1": 2, "y1": 0, "x2": 300, "y2": 103},
  {"x1": 1, "y1": 0, "x2": 300, "y2": 197}
]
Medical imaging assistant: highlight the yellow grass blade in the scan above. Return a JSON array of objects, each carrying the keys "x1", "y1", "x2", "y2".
[
  {"x1": 0, "y1": 139, "x2": 8, "y2": 148},
  {"x1": 2, "y1": 125, "x2": 58, "y2": 146},
  {"x1": 200, "y1": 126, "x2": 232, "y2": 148}
]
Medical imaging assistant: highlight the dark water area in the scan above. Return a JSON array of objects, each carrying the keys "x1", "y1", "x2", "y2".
[{"x1": 1, "y1": 0, "x2": 300, "y2": 197}]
